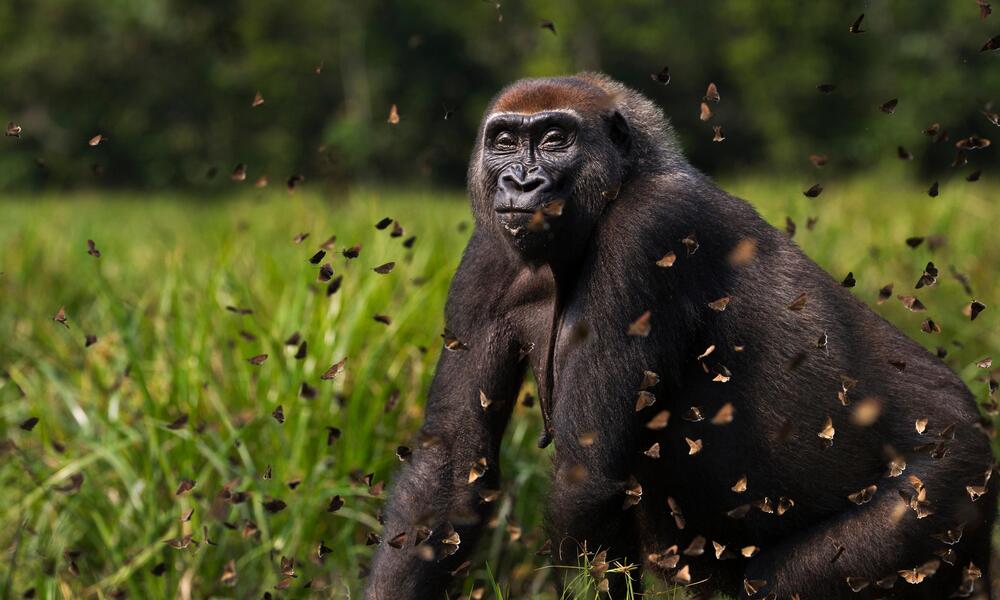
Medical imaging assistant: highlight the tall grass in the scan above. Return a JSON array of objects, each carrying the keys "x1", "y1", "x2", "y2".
[{"x1": 0, "y1": 175, "x2": 997, "y2": 599}]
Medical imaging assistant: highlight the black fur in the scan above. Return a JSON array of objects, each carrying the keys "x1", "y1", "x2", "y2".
[{"x1": 365, "y1": 73, "x2": 996, "y2": 600}]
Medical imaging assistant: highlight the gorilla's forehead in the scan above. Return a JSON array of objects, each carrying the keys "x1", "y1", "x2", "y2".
[{"x1": 493, "y1": 78, "x2": 615, "y2": 116}]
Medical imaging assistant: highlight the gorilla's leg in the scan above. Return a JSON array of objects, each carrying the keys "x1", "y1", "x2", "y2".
[
  {"x1": 744, "y1": 445, "x2": 994, "y2": 599},
  {"x1": 545, "y1": 383, "x2": 644, "y2": 598}
]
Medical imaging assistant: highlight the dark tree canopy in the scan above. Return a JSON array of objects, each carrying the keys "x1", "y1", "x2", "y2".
[{"x1": 0, "y1": 1, "x2": 997, "y2": 190}]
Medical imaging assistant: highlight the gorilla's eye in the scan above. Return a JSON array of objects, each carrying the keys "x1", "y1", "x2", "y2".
[
  {"x1": 540, "y1": 128, "x2": 570, "y2": 149},
  {"x1": 492, "y1": 131, "x2": 518, "y2": 151}
]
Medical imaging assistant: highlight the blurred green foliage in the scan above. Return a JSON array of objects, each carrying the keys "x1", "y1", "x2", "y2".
[{"x1": 0, "y1": 0, "x2": 997, "y2": 190}]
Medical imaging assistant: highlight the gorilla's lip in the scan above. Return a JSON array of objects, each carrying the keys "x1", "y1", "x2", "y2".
[{"x1": 494, "y1": 206, "x2": 540, "y2": 214}]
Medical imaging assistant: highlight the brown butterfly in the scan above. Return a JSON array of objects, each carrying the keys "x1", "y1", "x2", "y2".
[
  {"x1": 818, "y1": 416, "x2": 836, "y2": 447},
  {"x1": 321, "y1": 357, "x2": 347, "y2": 379},
  {"x1": 231, "y1": 163, "x2": 247, "y2": 182},
  {"x1": 788, "y1": 292, "x2": 809, "y2": 311},
  {"x1": 708, "y1": 296, "x2": 731, "y2": 311},
  {"x1": 955, "y1": 135, "x2": 991, "y2": 150},
  {"x1": 442, "y1": 329, "x2": 469, "y2": 351},
  {"x1": 699, "y1": 102, "x2": 713, "y2": 122},
  {"x1": 656, "y1": 251, "x2": 677, "y2": 268},
  {"x1": 628, "y1": 310, "x2": 652, "y2": 336},
  {"x1": 53, "y1": 306, "x2": 69, "y2": 328},
  {"x1": 847, "y1": 484, "x2": 877, "y2": 505},
  {"x1": 977, "y1": 0, "x2": 992, "y2": 19},
  {"x1": 898, "y1": 295, "x2": 927, "y2": 312},
  {"x1": 703, "y1": 82, "x2": 720, "y2": 103}
]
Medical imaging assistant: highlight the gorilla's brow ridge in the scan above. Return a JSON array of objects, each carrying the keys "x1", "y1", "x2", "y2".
[{"x1": 484, "y1": 109, "x2": 582, "y2": 123}]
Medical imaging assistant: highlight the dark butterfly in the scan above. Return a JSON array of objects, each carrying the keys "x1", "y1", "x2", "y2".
[
  {"x1": 650, "y1": 66, "x2": 670, "y2": 85},
  {"x1": 849, "y1": 13, "x2": 865, "y2": 33},
  {"x1": 803, "y1": 184, "x2": 823, "y2": 198},
  {"x1": 879, "y1": 98, "x2": 898, "y2": 114}
]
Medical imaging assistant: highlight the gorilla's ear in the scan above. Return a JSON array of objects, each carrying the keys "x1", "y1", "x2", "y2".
[{"x1": 606, "y1": 110, "x2": 631, "y2": 156}]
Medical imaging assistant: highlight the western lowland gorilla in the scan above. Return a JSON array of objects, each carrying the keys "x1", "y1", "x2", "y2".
[{"x1": 365, "y1": 73, "x2": 996, "y2": 599}]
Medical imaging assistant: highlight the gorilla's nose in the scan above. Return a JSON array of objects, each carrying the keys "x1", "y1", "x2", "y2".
[{"x1": 497, "y1": 165, "x2": 551, "y2": 211}]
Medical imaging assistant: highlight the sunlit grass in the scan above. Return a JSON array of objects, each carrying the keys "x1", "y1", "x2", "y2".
[{"x1": 0, "y1": 175, "x2": 997, "y2": 599}]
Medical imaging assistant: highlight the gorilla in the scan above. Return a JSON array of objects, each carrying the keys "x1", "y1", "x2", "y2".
[{"x1": 365, "y1": 73, "x2": 996, "y2": 599}]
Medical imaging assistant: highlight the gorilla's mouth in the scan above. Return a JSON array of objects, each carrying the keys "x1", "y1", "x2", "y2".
[
  {"x1": 495, "y1": 209, "x2": 540, "y2": 238},
  {"x1": 494, "y1": 199, "x2": 567, "y2": 242},
  {"x1": 494, "y1": 207, "x2": 537, "y2": 214}
]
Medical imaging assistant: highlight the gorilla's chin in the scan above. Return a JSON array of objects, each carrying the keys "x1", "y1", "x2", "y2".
[{"x1": 495, "y1": 211, "x2": 560, "y2": 261}]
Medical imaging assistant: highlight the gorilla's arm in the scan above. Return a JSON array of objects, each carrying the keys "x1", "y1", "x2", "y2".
[{"x1": 365, "y1": 235, "x2": 525, "y2": 600}]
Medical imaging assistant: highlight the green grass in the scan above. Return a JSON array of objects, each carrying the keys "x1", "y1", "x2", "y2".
[{"x1": 0, "y1": 175, "x2": 997, "y2": 599}]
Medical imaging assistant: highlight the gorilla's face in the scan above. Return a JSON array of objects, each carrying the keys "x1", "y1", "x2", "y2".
[{"x1": 479, "y1": 109, "x2": 625, "y2": 262}]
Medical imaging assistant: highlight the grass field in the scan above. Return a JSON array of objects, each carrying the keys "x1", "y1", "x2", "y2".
[{"x1": 1, "y1": 175, "x2": 998, "y2": 599}]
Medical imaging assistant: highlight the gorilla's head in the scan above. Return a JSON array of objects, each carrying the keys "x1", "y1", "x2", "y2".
[{"x1": 468, "y1": 75, "x2": 638, "y2": 263}]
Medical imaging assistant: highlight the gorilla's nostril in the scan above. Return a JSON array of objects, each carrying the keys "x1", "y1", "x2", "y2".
[
  {"x1": 499, "y1": 173, "x2": 520, "y2": 191},
  {"x1": 520, "y1": 177, "x2": 546, "y2": 193},
  {"x1": 501, "y1": 174, "x2": 547, "y2": 193}
]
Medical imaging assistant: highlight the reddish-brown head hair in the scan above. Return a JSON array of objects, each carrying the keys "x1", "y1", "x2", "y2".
[{"x1": 492, "y1": 75, "x2": 619, "y2": 116}]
